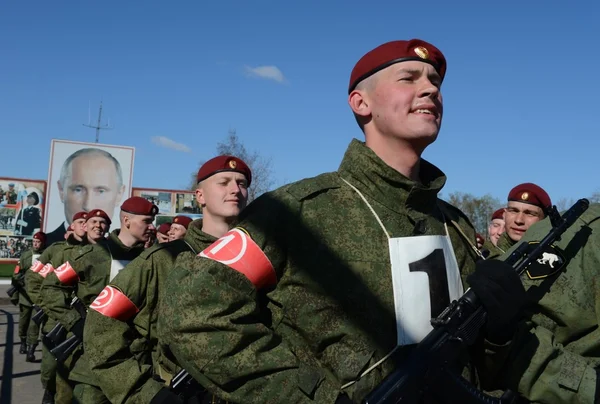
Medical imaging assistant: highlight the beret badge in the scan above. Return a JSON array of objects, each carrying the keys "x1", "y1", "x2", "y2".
[
  {"x1": 228, "y1": 160, "x2": 237, "y2": 169},
  {"x1": 521, "y1": 192, "x2": 529, "y2": 201},
  {"x1": 414, "y1": 46, "x2": 429, "y2": 60}
]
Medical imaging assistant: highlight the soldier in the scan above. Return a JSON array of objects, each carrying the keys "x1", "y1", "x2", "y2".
[
  {"x1": 167, "y1": 215, "x2": 192, "y2": 241},
  {"x1": 7, "y1": 183, "x2": 18, "y2": 204},
  {"x1": 487, "y1": 208, "x2": 505, "y2": 247},
  {"x1": 156, "y1": 223, "x2": 171, "y2": 244},
  {"x1": 82, "y1": 155, "x2": 251, "y2": 403},
  {"x1": 39, "y1": 197, "x2": 157, "y2": 403},
  {"x1": 496, "y1": 183, "x2": 551, "y2": 253},
  {"x1": 12, "y1": 231, "x2": 46, "y2": 360},
  {"x1": 481, "y1": 202, "x2": 600, "y2": 403},
  {"x1": 157, "y1": 39, "x2": 525, "y2": 403}
]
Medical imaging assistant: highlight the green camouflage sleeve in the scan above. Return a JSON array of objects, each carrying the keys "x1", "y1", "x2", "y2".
[
  {"x1": 159, "y1": 192, "x2": 340, "y2": 404},
  {"x1": 484, "y1": 207, "x2": 600, "y2": 402},
  {"x1": 25, "y1": 271, "x2": 44, "y2": 304},
  {"x1": 39, "y1": 271, "x2": 79, "y2": 330},
  {"x1": 84, "y1": 254, "x2": 164, "y2": 404}
]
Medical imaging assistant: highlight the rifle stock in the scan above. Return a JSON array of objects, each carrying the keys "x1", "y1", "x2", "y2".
[{"x1": 362, "y1": 198, "x2": 590, "y2": 404}]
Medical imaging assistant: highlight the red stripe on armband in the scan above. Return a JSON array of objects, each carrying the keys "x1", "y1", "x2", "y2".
[
  {"x1": 54, "y1": 261, "x2": 79, "y2": 285},
  {"x1": 39, "y1": 263, "x2": 55, "y2": 278},
  {"x1": 13, "y1": 265, "x2": 20, "y2": 274},
  {"x1": 89, "y1": 286, "x2": 139, "y2": 321},
  {"x1": 31, "y1": 261, "x2": 44, "y2": 273},
  {"x1": 199, "y1": 228, "x2": 276, "y2": 289}
]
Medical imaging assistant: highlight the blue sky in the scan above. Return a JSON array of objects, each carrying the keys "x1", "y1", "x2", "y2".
[{"x1": 2, "y1": 0, "x2": 598, "y2": 205}]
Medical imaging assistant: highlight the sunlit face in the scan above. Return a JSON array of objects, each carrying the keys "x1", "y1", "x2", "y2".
[
  {"x1": 85, "y1": 217, "x2": 109, "y2": 243},
  {"x1": 156, "y1": 232, "x2": 170, "y2": 244},
  {"x1": 350, "y1": 61, "x2": 443, "y2": 147},
  {"x1": 196, "y1": 172, "x2": 249, "y2": 222},
  {"x1": 32, "y1": 239, "x2": 43, "y2": 250},
  {"x1": 487, "y1": 218, "x2": 505, "y2": 246},
  {"x1": 57, "y1": 154, "x2": 125, "y2": 225},
  {"x1": 503, "y1": 202, "x2": 544, "y2": 242},
  {"x1": 124, "y1": 214, "x2": 156, "y2": 243},
  {"x1": 71, "y1": 218, "x2": 87, "y2": 238},
  {"x1": 167, "y1": 223, "x2": 187, "y2": 241}
]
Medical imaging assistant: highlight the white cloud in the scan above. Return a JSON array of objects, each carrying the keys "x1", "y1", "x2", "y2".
[
  {"x1": 244, "y1": 65, "x2": 287, "y2": 83},
  {"x1": 151, "y1": 136, "x2": 191, "y2": 153}
]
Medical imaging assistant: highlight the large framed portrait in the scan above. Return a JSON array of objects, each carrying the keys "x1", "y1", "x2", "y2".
[{"x1": 44, "y1": 140, "x2": 135, "y2": 245}]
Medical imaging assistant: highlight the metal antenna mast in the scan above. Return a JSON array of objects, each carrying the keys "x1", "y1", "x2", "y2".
[{"x1": 83, "y1": 101, "x2": 112, "y2": 143}]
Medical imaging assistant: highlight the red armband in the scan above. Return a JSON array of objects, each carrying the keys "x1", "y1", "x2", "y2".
[
  {"x1": 89, "y1": 286, "x2": 139, "y2": 321},
  {"x1": 54, "y1": 261, "x2": 79, "y2": 285},
  {"x1": 199, "y1": 228, "x2": 276, "y2": 289},
  {"x1": 31, "y1": 260, "x2": 44, "y2": 273},
  {"x1": 39, "y1": 263, "x2": 55, "y2": 278},
  {"x1": 13, "y1": 265, "x2": 20, "y2": 274}
]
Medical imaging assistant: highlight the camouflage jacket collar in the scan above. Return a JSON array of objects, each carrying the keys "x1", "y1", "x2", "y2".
[
  {"x1": 67, "y1": 234, "x2": 87, "y2": 246},
  {"x1": 184, "y1": 219, "x2": 218, "y2": 252},
  {"x1": 107, "y1": 229, "x2": 145, "y2": 253},
  {"x1": 338, "y1": 139, "x2": 447, "y2": 215},
  {"x1": 496, "y1": 231, "x2": 516, "y2": 253}
]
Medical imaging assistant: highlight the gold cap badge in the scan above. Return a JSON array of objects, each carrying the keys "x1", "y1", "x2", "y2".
[
  {"x1": 521, "y1": 192, "x2": 529, "y2": 201},
  {"x1": 414, "y1": 46, "x2": 429, "y2": 60},
  {"x1": 95, "y1": 210, "x2": 101, "y2": 216},
  {"x1": 228, "y1": 160, "x2": 237, "y2": 169}
]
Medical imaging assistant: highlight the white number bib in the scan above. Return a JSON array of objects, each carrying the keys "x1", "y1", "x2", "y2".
[{"x1": 389, "y1": 235, "x2": 463, "y2": 346}]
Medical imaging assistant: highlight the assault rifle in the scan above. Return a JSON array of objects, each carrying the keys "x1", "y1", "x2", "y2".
[
  {"x1": 50, "y1": 297, "x2": 87, "y2": 363},
  {"x1": 7, "y1": 273, "x2": 32, "y2": 305},
  {"x1": 362, "y1": 198, "x2": 590, "y2": 404}
]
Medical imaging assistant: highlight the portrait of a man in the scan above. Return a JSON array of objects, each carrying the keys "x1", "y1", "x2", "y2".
[{"x1": 45, "y1": 141, "x2": 134, "y2": 245}]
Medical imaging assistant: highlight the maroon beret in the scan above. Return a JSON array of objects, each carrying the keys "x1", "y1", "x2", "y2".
[
  {"x1": 71, "y1": 211, "x2": 88, "y2": 222},
  {"x1": 33, "y1": 232, "x2": 46, "y2": 244},
  {"x1": 491, "y1": 208, "x2": 505, "y2": 221},
  {"x1": 172, "y1": 215, "x2": 193, "y2": 229},
  {"x1": 121, "y1": 196, "x2": 159, "y2": 216},
  {"x1": 157, "y1": 222, "x2": 172, "y2": 235},
  {"x1": 86, "y1": 209, "x2": 112, "y2": 225},
  {"x1": 196, "y1": 155, "x2": 252, "y2": 186},
  {"x1": 508, "y1": 183, "x2": 552, "y2": 210},
  {"x1": 349, "y1": 39, "x2": 447, "y2": 93}
]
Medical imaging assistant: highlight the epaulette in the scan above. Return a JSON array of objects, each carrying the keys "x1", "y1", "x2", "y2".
[
  {"x1": 139, "y1": 239, "x2": 190, "y2": 260},
  {"x1": 286, "y1": 172, "x2": 341, "y2": 201}
]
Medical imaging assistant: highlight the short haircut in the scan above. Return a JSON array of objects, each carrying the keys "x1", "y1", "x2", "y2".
[{"x1": 59, "y1": 148, "x2": 123, "y2": 188}]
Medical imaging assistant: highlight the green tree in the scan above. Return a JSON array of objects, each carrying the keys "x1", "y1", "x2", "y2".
[
  {"x1": 445, "y1": 192, "x2": 503, "y2": 236},
  {"x1": 189, "y1": 130, "x2": 275, "y2": 202}
]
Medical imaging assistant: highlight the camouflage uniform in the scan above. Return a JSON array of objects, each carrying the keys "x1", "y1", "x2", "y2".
[
  {"x1": 26, "y1": 242, "x2": 65, "y2": 397},
  {"x1": 40, "y1": 229, "x2": 145, "y2": 404},
  {"x1": 82, "y1": 220, "x2": 217, "y2": 403},
  {"x1": 36, "y1": 235, "x2": 88, "y2": 404},
  {"x1": 495, "y1": 232, "x2": 515, "y2": 254},
  {"x1": 159, "y1": 139, "x2": 481, "y2": 403},
  {"x1": 486, "y1": 203, "x2": 600, "y2": 403},
  {"x1": 13, "y1": 248, "x2": 44, "y2": 346}
]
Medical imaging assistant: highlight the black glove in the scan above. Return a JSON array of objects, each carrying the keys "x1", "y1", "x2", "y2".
[
  {"x1": 69, "y1": 319, "x2": 85, "y2": 339},
  {"x1": 466, "y1": 259, "x2": 528, "y2": 343},
  {"x1": 150, "y1": 387, "x2": 184, "y2": 404},
  {"x1": 335, "y1": 393, "x2": 355, "y2": 404}
]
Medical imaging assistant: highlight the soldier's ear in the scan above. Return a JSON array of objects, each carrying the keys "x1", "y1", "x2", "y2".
[{"x1": 195, "y1": 188, "x2": 206, "y2": 207}]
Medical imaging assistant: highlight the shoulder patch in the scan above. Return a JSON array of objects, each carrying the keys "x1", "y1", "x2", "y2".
[
  {"x1": 525, "y1": 243, "x2": 566, "y2": 279},
  {"x1": 89, "y1": 285, "x2": 139, "y2": 321},
  {"x1": 286, "y1": 172, "x2": 341, "y2": 201}
]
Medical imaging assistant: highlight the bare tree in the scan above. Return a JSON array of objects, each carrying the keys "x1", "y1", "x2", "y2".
[
  {"x1": 445, "y1": 192, "x2": 504, "y2": 236},
  {"x1": 189, "y1": 129, "x2": 275, "y2": 202}
]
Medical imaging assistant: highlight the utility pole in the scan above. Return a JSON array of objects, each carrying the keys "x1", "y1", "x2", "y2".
[{"x1": 83, "y1": 101, "x2": 112, "y2": 143}]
